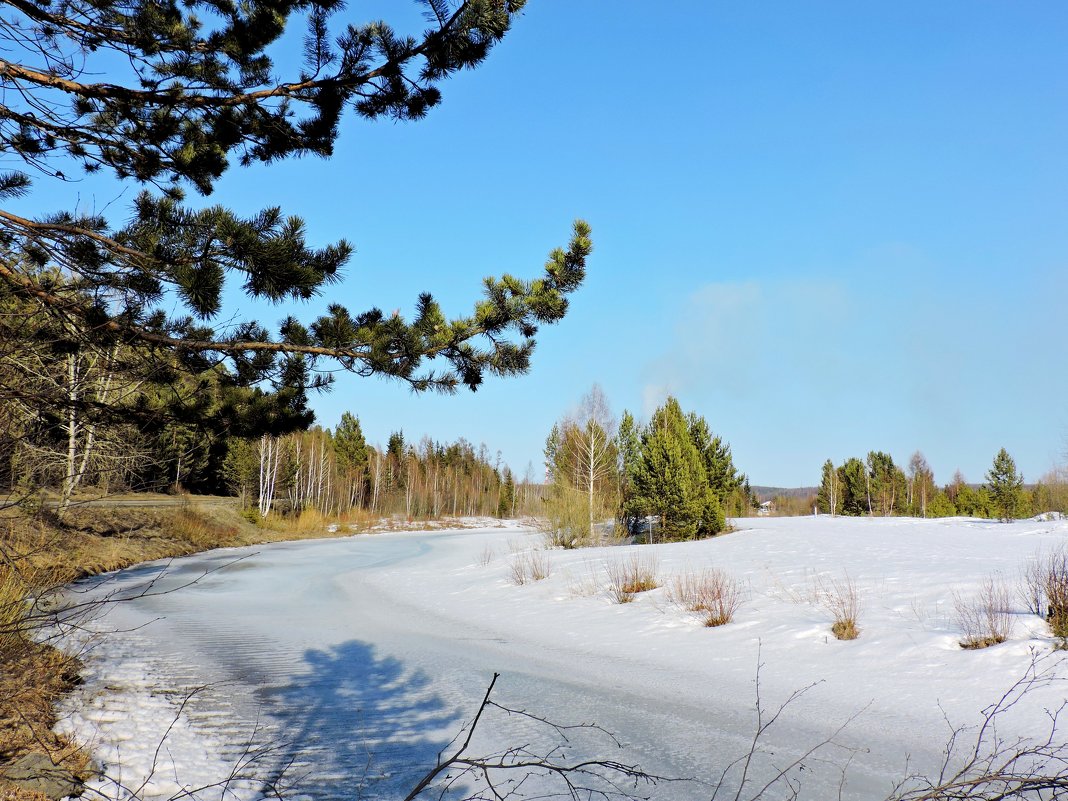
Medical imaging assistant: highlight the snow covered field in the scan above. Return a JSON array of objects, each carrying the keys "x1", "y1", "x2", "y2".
[{"x1": 58, "y1": 515, "x2": 1068, "y2": 801}]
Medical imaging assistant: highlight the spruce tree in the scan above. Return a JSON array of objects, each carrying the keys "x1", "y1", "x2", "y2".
[
  {"x1": 987, "y1": 447, "x2": 1024, "y2": 522},
  {"x1": 0, "y1": 0, "x2": 590, "y2": 435},
  {"x1": 497, "y1": 467, "x2": 516, "y2": 518}
]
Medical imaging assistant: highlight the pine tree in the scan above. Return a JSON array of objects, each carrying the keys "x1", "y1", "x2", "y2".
[
  {"x1": 544, "y1": 424, "x2": 565, "y2": 484},
  {"x1": 630, "y1": 397, "x2": 723, "y2": 541},
  {"x1": 0, "y1": 0, "x2": 590, "y2": 436},
  {"x1": 333, "y1": 413, "x2": 369, "y2": 476},
  {"x1": 838, "y1": 457, "x2": 867, "y2": 516},
  {"x1": 987, "y1": 447, "x2": 1024, "y2": 522},
  {"x1": 687, "y1": 413, "x2": 741, "y2": 507},
  {"x1": 616, "y1": 410, "x2": 643, "y2": 530},
  {"x1": 866, "y1": 451, "x2": 901, "y2": 516}
]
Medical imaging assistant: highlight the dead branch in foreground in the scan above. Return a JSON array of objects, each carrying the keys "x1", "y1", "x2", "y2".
[
  {"x1": 403, "y1": 672, "x2": 675, "y2": 801},
  {"x1": 886, "y1": 651, "x2": 1068, "y2": 800},
  {"x1": 39, "y1": 641, "x2": 1068, "y2": 801}
]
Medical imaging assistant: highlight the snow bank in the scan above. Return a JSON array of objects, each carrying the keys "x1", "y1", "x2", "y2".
[{"x1": 57, "y1": 516, "x2": 1068, "y2": 800}]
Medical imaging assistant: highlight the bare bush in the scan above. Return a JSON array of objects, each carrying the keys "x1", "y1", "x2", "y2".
[
  {"x1": 539, "y1": 485, "x2": 595, "y2": 549},
  {"x1": 476, "y1": 544, "x2": 494, "y2": 567},
  {"x1": 668, "y1": 568, "x2": 743, "y2": 627},
  {"x1": 604, "y1": 553, "x2": 659, "y2": 604},
  {"x1": 1046, "y1": 553, "x2": 1068, "y2": 641},
  {"x1": 955, "y1": 576, "x2": 1013, "y2": 649},
  {"x1": 1021, "y1": 556, "x2": 1047, "y2": 617},
  {"x1": 1021, "y1": 549, "x2": 1068, "y2": 640},
  {"x1": 528, "y1": 550, "x2": 551, "y2": 582},
  {"x1": 816, "y1": 573, "x2": 861, "y2": 641},
  {"x1": 509, "y1": 550, "x2": 552, "y2": 586}
]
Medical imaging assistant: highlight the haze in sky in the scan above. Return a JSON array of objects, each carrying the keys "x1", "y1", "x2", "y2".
[{"x1": 19, "y1": 3, "x2": 1068, "y2": 487}]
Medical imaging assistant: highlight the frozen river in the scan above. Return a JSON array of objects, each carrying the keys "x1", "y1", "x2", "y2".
[{"x1": 60, "y1": 518, "x2": 1068, "y2": 801}]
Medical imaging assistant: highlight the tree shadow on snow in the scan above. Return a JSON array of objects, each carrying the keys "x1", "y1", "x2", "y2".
[{"x1": 255, "y1": 640, "x2": 463, "y2": 801}]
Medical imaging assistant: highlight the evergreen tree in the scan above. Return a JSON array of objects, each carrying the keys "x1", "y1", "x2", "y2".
[
  {"x1": 687, "y1": 413, "x2": 741, "y2": 506},
  {"x1": 987, "y1": 447, "x2": 1024, "y2": 522},
  {"x1": 0, "y1": 0, "x2": 591, "y2": 437},
  {"x1": 866, "y1": 451, "x2": 901, "y2": 516},
  {"x1": 838, "y1": 457, "x2": 867, "y2": 516},
  {"x1": 616, "y1": 410, "x2": 643, "y2": 530},
  {"x1": 387, "y1": 431, "x2": 407, "y2": 464},
  {"x1": 630, "y1": 397, "x2": 723, "y2": 541},
  {"x1": 333, "y1": 412, "x2": 369, "y2": 507},
  {"x1": 926, "y1": 489, "x2": 957, "y2": 518},
  {"x1": 543, "y1": 424, "x2": 569, "y2": 486},
  {"x1": 222, "y1": 437, "x2": 259, "y2": 508},
  {"x1": 497, "y1": 467, "x2": 516, "y2": 518},
  {"x1": 333, "y1": 413, "x2": 369, "y2": 476}
]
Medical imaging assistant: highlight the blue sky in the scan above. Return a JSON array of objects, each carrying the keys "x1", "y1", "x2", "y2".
[{"x1": 16, "y1": 3, "x2": 1068, "y2": 487}]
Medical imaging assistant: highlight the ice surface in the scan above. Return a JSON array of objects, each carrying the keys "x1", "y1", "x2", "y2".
[{"x1": 56, "y1": 516, "x2": 1068, "y2": 800}]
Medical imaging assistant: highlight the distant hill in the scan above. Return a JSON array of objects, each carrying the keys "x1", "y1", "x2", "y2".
[{"x1": 752, "y1": 486, "x2": 818, "y2": 501}]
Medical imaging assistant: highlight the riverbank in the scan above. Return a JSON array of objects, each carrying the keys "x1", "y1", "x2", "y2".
[{"x1": 0, "y1": 497, "x2": 385, "y2": 798}]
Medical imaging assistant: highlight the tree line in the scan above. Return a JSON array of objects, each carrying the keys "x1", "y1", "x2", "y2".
[
  {"x1": 224, "y1": 417, "x2": 536, "y2": 521},
  {"x1": 0, "y1": 278, "x2": 530, "y2": 521},
  {"x1": 542, "y1": 387, "x2": 757, "y2": 545},
  {"x1": 816, "y1": 447, "x2": 1063, "y2": 522}
]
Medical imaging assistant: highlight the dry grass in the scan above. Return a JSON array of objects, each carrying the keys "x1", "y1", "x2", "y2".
[
  {"x1": 816, "y1": 574, "x2": 862, "y2": 641},
  {"x1": 1, "y1": 786, "x2": 52, "y2": 801},
  {"x1": 604, "y1": 553, "x2": 660, "y2": 604},
  {"x1": 168, "y1": 507, "x2": 241, "y2": 548},
  {"x1": 509, "y1": 549, "x2": 552, "y2": 585},
  {"x1": 0, "y1": 637, "x2": 90, "y2": 776},
  {"x1": 668, "y1": 568, "x2": 743, "y2": 626},
  {"x1": 956, "y1": 576, "x2": 1013, "y2": 649},
  {"x1": 338, "y1": 506, "x2": 378, "y2": 534},
  {"x1": 256, "y1": 506, "x2": 338, "y2": 537},
  {"x1": 0, "y1": 564, "x2": 27, "y2": 650}
]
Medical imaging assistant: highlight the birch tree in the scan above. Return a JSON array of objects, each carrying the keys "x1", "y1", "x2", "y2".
[
  {"x1": 258, "y1": 435, "x2": 282, "y2": 517},
  {"x1": 907, "y1": 451, "x2": 934, "y2": 518},
  {"x1": 818, "y1": 459, "x2": 840, "y2": 516}
]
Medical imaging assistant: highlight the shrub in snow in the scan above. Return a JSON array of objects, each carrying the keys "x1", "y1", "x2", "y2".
[
  {"x1": 509, "y1": 550, "x2": 552, "y2": 585},
  {"x1": 1021, "y1": 549, "x2": 1068, "y2": 641},
  {"x1": 668, "y1": 568, "x2": 743, "y2": 627},
  {"x1": 604, "y1": 554, "x2": 659, "y2": 603},
  {"x1": 816, "y1": 574, "x2": 861, "y2": 641},
  {"x1": 955, "y1": 576, "x2": 1012, "y2": 649}
]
